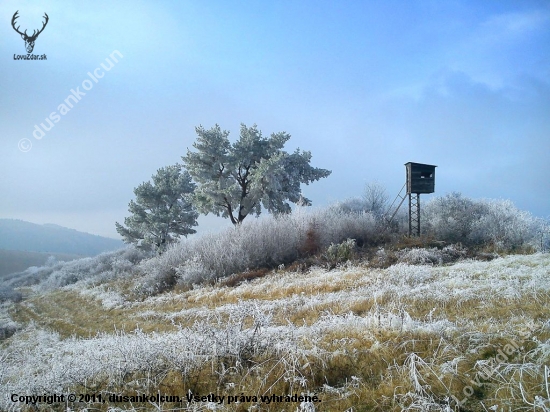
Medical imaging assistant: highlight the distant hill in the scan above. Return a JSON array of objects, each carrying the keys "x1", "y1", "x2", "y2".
[
  {"x1": 0, "y1": 219, "x2": 123, "y2": 257},
  {"x1": 0, "y1": 249, "x2": 84, "y2": 278}
]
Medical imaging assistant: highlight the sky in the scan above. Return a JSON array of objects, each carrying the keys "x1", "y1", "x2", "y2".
[{"x1": 1, "y1": 0, "x2": 549, "y2": 239}]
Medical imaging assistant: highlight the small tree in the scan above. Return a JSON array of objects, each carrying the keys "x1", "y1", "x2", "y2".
[
  {"x1": 363, "y1": 182, "x2": 389, "y2": 217},
  {"x1": 182, "y1": 123, "x2": 331, "y2": 225},
  {"x1": 116, "y1": 164, "x2": 198, "y2": 251}
]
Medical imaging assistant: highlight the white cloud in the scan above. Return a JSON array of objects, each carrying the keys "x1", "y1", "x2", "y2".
[
  {"x1": 441, "y1": 8, "x2": 550, "y2": 90},
  {"x1": 481, "y1": 9, "x2": 550, "y2": 39}
]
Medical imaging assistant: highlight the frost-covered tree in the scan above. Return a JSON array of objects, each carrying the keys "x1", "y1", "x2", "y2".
[
  {"x1": 423, "y1": 192, "x2": 487, "y2": 244},
  {"x1": 182, "y1": 123, "x2": 331, "y2": 225},
  {"x1": 363, "y1": 182, "x2": 389, "y2": 216},
  {"x1": 115, "y1": 164, "x2": 198, "y2": 251}
]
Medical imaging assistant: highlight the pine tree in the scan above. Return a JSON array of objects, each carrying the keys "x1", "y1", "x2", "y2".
[
  {"x1": 182, "y1": 123, "x2": 331, "y2": 225},
  {"x1": 116, "y1": 164, "x2": 198, "y2": 251}
]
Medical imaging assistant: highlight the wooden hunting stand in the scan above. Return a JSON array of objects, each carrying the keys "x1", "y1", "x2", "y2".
[{"x1": 386, "y1": 162, "x2": 437, "y2": 236}]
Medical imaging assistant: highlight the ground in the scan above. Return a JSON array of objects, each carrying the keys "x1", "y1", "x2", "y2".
[{"x1": 1, "y1": 252, "x2": 550, "y2": 411}]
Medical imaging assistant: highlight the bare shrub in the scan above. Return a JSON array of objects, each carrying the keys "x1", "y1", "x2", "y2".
[
  {"x1": 300, "y1": 220, "x2": 321, "y2": 256},
  {"x1": 363, "y1": 181, "x2": 389, "y2": 217}
]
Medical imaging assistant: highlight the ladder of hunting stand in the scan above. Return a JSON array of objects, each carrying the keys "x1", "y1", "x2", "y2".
[{"x1": 384, "y1": 182, "x2": 407, "y2": 226}]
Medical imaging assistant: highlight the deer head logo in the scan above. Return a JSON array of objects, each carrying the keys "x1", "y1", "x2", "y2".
[{"x1": 11, "y1": 10, "x2": 49, "y2": 53}]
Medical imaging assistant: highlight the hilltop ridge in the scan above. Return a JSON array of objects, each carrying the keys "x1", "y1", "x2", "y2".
[{"x1": 0, "y1": 219, "x2": 122, "y2": 255}]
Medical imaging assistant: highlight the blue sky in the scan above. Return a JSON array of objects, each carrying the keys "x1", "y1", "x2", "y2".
[{"x1": 1, "y1": 0, "x2": 549, "y2": 238}]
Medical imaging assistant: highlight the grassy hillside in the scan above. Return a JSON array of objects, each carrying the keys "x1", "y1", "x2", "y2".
[
  {"x1": 0, "y1": 196, "x2": 548, "y2": 411},
  {"x1": 2, "y1": 253, "x2": 550, "y2": 411}
]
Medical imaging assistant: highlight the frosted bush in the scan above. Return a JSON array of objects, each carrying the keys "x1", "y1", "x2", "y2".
[
  {"x1": 235, "y1": 214, "x2": 301, "y2": 267},
  {"x1": 0, "y1": 286, "x2": 22, "y2": 303},
  {"x1": 397, "y1": 245, "x2": 466, "y2": 265},
  {"x1": 190, "y1": 230, "x2": 253, "y2": 278},
  {"x1": 469, "y1": 199, "x2": 540, "y2": 250},
  {"x1": 175, "y1": 254, "x2": 212, "y2": 286},
  {"x1": 424, "y1": 193, "x2": 542, "y2": 250},
  {"x1": 0, "y1": 302, "x2": 20, "y2": 339},
  {"x1": 319, "y1": 208, "x2": 380, "y2": 247},
  {"x1": 0, "y1": 320, "x2": 18, "y2": 340},
  {"x1": 332, "y1": 197, "x2": 369, "y2": 214},
  {"x1": 423, "y1": 193, "x2": 487, "y2": 244},
  {"x1": 324, "y1": 238, "x2": 356, "y2": 266},
  {"x1": 39, "y1": 247, "x2": 148, "y2": 291},
  {"x1": 134, "y1": 266, "x2": 177, "y2": 296},
  {"x1": 111, "y1": 257, "x2": 134, "y2": 273},
  {"x1": 2, "y1": 264, "x2": 60, "y2": 289},
  {"x1": 137, "y1": 206, "x2": 383, "y2": 292},
  {"x1": 41, "y1": 257, "x2": 94, "y2": 289},
  {"x1": 397, "y1": 248, "x2": 445, "y2": 265}
]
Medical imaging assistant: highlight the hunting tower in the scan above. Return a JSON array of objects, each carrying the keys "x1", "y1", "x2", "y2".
[
  {"x1": 386, "y1": 162, "x2": 437, "y2": 236},
  {"x1": 406, "y1": 162, "x2": 436, "y2": 195},
  {"x1": 405, "y1": 162, "x2": 436, "y2": 236}
]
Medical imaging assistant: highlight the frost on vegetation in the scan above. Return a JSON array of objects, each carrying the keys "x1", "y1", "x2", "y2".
[
  {"x1": 178, "y1": 253, "x2": 549, "y2": 324},
  {"x1": 311, "y1": 310, "x2": 446, "y2": 337},
  {"x1": 387, "y1": 263, "x2": 435, "y2": 287},
  {"x1": 424, "y1": 193, "x2": 545, "y2": 250},
  {"x1": 0, "y1": 307, "x2": 319, "y2": 410},
  {"x1": 78, "y1": 285, "x2": 128, "y2": 309},
  {"x1": 135, "y1": 207, "x2": 381, "y2": 295},
  {"x1": 324, "y1": 238, "x2": 356, "y2": 267},
  {"x1": 2, "y1": 254, "x2": 550, "y2": 410},
  {"x1": 0, "y1": 286, "x2": 22, "y2": 304},
  {"x1": 392, "y1": 353, "x2": 455, "y2": 411},
  {"x1": 2, "y1": 247, "x2": 148, "y2": 296},
  {"x1": 0, "y1": 302, "x2": 20, "y2": 340},
  {"x1": 396, "y1": 244, "x2": 467, "y2": 266},
  {"x1": 5, "y1": 195, "x2": 546, "y2": 301}
]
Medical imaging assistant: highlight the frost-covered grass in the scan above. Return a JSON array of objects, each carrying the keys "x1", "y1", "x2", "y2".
[{"x1": 2, "y1": 253, "x2": 550, "y2": 411}]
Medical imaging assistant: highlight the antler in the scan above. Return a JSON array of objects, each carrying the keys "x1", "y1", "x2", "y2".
[
  {"x1": 31, "y1": 13, "x2": 49, "y2": 39},
  {"x1": 11, "y1": 11, "x2": 49, "y2": 39},
  {"x1": 11, "y1": 11, "x2": 26, "y2": 37}
]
